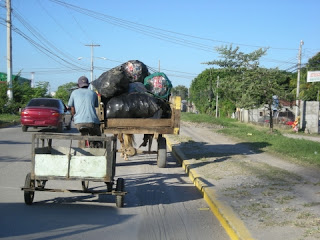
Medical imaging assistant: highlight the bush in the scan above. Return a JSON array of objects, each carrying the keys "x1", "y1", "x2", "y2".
[{"x1": 0, "y1": 79, "x2": 50, "y2": 114}]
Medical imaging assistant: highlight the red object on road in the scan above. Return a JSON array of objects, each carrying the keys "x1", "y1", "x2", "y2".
[{"x1": 20, "y1": 98, "x2": 72, "y2": 132}]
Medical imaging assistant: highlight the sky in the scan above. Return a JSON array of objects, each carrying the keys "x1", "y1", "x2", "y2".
[{"x1": 0, "y1": 0, "x2": 319, "y2": 92}]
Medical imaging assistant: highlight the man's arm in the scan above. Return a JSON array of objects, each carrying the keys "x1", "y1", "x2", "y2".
[{"x1": 71, "y1": 106, "x2": 75, "y2": 117}]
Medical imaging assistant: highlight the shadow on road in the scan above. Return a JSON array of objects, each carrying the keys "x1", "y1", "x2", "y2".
[
  {"x1": 0, "y1": 201, "x2": 134, "y2": 239},
  {"x1": 179, "y1": 140, "x2": 271, "y2": 160}
]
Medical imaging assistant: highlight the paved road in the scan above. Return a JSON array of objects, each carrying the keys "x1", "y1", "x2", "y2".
[{"x1": 0, "y1": 125, "x2": 229, "y2": 240}]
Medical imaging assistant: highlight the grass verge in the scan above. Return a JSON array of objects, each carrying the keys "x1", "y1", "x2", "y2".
[
  {"x1": 0, "y1": 114, "x2": 20, "y2": 127},
  {"x1": 181, "y1": 112, "x2": 320, "y2": 168}
]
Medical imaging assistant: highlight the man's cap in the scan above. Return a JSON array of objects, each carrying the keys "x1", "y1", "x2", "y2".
[{"x1": 78, "y1": 76, "x2": 89, "y2": 88}]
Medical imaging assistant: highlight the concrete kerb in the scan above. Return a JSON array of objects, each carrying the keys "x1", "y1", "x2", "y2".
[{"x1": 165, "y1": 135, "x2": 254, "y2": 240}]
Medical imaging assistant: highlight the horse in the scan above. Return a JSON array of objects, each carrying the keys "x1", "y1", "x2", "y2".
[
  {"x1": 116, "y1": 133, "x2": 136, "y2": 161},
  {"x1": 116, "y1": 133, "x2": 154, "y2": 161}
]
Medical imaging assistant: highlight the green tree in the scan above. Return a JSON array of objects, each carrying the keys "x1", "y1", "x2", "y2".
[
  {"x1": 307, "y1": 51, "x2": 320, "y2": 71},
  {"x1": 190, "y1": 68, "x2": 233, "y2": 116},
  {"x1": 205, "y1": 45, "x2": 268, "y2": 108},
  {"x1": 219, "y1": 99, "x2": 236, "y2": 118},
  {"x1": 206, "y1": 45, "x2": 268, "y2": 70},
  {"x1": 190, "y1": 69, "x2": 214, "y2": 114},
  {"x1": 201, "y1": 45, "x2": 294, "y2": 131},
  {"x1": 33, "y1": 81, "x2": 50, "y2": 98},
  {"x1": 0, "y1": 83, "x2": 8, "y2": 114},
  {"x1": 171, "y1": 85, "x2": 188, "y2": 100},
  {"x1": 55, "y1": 82, "x2": 78, "y2": 104},
  {"x1": 295, "y1": 52, "x2": 320, "y2": 101},
  {"x1": 0, "y1": 79, "x2": 50, "y2": 113},
  {"x1": 13, "y1": 81, "x2": 34, "y2": 106},
  {"x1": 241, "y1": 68, "x2": 292, "y2": 130}
]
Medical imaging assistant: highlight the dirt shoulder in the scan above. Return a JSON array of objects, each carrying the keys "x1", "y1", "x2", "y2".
[{"x1": 168, "y1": 121, "x2": 320, "y2": 240}]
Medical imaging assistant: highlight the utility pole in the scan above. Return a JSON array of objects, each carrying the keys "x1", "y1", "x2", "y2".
[
  {"x1": 209, "y1": 68, "x2": 213, "y2": 101},
  {"x1": 158, "y1": 60, "x2": 160, "y2": 72},
  {"x1": 216, "y1": 75, "x2": 219, "y2": 118},
  {"x1": 85, "y1": 43, "x2": 100, "y2": 90},
  {"x1": 6, "y1": 0, "x2": 13, "y2": 100},
  {"x1": 31, "y1": 72, "x2": 35, "y2": 88},
  {"x1": 295, "y1": 40, "x2": 304, "y2": 118}
]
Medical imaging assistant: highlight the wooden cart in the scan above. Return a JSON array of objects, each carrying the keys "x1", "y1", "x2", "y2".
[
  {"x1": 98, "y1": 96, "x2": 181, "y2": 168},
  {"x1": 22, "y1": 133, "x2": 126, "y2": 207}
]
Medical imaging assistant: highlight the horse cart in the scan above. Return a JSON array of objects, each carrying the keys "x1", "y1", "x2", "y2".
[
  {"x1": 99, "y1": 96, "x2": 181, "y2": 168},
  {"x1": 22, "y1": 133, "x2": 126, "y2": 207}
]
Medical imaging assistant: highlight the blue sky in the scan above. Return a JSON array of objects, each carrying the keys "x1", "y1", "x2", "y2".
[{"x1": 0, "y1": 0, "x2": 319, "y2": 92}]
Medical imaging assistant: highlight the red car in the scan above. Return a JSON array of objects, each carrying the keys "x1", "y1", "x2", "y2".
[{"x1": 20, "y1": 98, "x2": 72, "y2": 132}]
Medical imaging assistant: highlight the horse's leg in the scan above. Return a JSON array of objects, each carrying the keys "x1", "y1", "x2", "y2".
[
  {"x1": 148, "y1": 134, "x2": 154, "y2": 153},
  {"x1": 117, "y1": 133, "x2": 125, "y2": 158}
]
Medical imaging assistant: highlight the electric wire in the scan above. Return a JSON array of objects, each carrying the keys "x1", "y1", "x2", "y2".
[
  {"x1": 48, "y1": 0, "x2": 302, "y2": 52},
  {"x1": 2, "y1": 2, "x2": 319, "y2": 86},
  {"x1": 11, "y1": 9, "x2": 88, "y2": 71},
  {"x1": 0, "y1": 17, "x2": 88, "y2": 71}
]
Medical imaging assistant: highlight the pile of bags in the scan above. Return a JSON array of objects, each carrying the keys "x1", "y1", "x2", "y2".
[{"x1": 91, "y1": 60, "x2": 172, "y2": 119}]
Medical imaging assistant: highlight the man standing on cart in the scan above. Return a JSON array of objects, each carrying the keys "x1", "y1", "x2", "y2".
[{"x1": 68, "y1": 76, "x2": 101, "y2": 146}]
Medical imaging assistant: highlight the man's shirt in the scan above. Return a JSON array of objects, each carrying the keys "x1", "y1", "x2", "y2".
[{"x1": 68, "y1": 88, "x2": 100, "y2": 124}]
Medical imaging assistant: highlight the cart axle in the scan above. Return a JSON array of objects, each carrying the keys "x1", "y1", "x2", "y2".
[{"x1": 21, "y1": 187, "x2": 127, "y2": 196}]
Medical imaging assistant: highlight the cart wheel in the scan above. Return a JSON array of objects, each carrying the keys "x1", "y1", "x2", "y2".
[
  {"x1": 24, "y1": 173, "x2": 35, "y2": 205},
  {"x1": 116, "y1": 178, "x2": 125, "y2": 208},
  {"x1": 81, "y1": 181, "x2": 89, "y2": 191},
  {"x1": 157, "y1": 136, "x2": 167, "y2": 168}
]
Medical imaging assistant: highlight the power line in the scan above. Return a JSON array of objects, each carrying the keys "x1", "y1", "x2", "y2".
[
  {"x1": 2, "y1": 1, "x2": 319, "y2": 87},
  {"x1": 49, "y1": 0, "x2": 302, "y2": 52},
  {"x1": 36, "y1": 0, "x2": 83, "y2": 45},
  {"x1": 11, "y1": 9, "x2": 88, "y2": 70}
]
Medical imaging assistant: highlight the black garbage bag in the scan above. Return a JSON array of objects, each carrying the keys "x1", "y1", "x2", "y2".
[
  {"x1": 91, "y1": 66, "x2": 129, "y2": 99},
  {"x1": 128, "y1": 82, "x2": 147, "y2": 93},
  {"x1": 106, "y1": 92, "x2": 161, "y2": 118},
  {"x1": 122, "y1": 60, "x2": 149, "y2": 83}
]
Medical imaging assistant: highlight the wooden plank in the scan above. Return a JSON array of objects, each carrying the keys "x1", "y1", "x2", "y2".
[
  {"x1": 107, "y1": 118, "x2": 172, "y2": 128},
  {"x1": 103, "y1": 127, "x2": 175, "y2": 135},
  {"x1": 32, "y1": 133, "x2": 116, "y2": 142}
]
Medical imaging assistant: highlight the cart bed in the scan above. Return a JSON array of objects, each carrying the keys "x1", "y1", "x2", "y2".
[
  {"x1": 100, "y1": 96, "x2": 181, "y2": 135},
  {"x1": 31, "y1": 133, "x2": 117, "y2": 182}
]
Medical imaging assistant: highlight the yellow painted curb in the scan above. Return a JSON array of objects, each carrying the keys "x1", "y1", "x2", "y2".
[{"x1": 166, "y1": 136, "x2": 254, "y2": 240}]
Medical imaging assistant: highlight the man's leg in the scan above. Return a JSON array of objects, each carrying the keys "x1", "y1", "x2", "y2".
[{"x1": 76, "y1": 123, "x2": 94, "y2": 148}]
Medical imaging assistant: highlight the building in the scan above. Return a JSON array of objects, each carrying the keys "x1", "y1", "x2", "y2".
[{"x1": 0, "y1": 72, "x2": 31, "y2": 86}]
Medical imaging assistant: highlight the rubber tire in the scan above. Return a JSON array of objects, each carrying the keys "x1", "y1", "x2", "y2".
[
  {"x1": 57, "y1": 122, "x2": 63, "y2": 133},
  {"x1": 22, "y1": 125, "x2": 28, "y2": 132},
  {"x1": 24, "y1": 173, "x2": 35, "y2": 205},
  {"x1": 157, "y1": 136, "x2": 167, "y2": 168},
  {"x1": 81, "y1": 181, "x2": 89, "y2": 191},
  {"x1": 116, "y1": 178, "x2": 124, "y2": 208}
]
